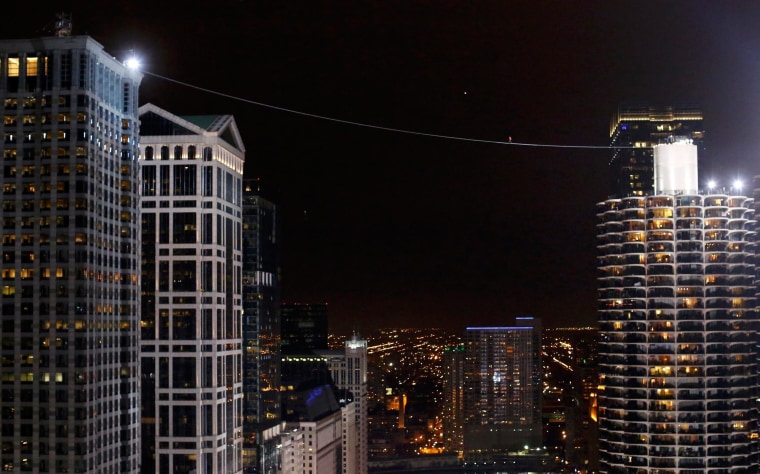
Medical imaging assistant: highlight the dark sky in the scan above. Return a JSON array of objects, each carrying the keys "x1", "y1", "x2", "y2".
[{"x1": 7, "y1": 2, "x2": 760, "y2": 335}]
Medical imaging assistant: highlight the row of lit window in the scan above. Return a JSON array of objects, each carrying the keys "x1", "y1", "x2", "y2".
[
  {"x1": 3, "y1": 112, "x2": 86, "y2": 125},
  {"x1": 3, "y1": 163, "x2": 88, "y2": 177},
  {"x1": 3, "y1": 146, "x2": 88, "y2": 159}
]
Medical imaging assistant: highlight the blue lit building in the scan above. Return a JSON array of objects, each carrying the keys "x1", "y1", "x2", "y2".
[{"x1": 462, "y1": 317, "x2": 542, "y2": 460}]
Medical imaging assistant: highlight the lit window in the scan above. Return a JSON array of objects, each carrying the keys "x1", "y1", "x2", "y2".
[{"x1": 7, "y1": 58, "x2": 19, "y2": 77}]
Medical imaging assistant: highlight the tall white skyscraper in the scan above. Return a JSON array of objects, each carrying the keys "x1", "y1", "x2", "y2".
[
  {"x1": 138, "y1": 103, "x2": 245, "y2": 473},
  {"x1": 597, "y1": 137, "x2": 759, "y2": 472},
  {"x1": 0, "y1": 32, "x2": 142, "y2": 472}
]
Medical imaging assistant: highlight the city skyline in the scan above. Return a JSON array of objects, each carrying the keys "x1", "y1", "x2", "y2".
[{"x1": 4, "y1": 3, "x2": 760, "y2": 335}]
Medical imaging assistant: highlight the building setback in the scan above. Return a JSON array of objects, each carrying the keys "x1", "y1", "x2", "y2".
[
  {"x1": 0, "y1": 32, "x2": 143, "y2": 472},
  {"x1": 138, "y1": 103, "x2": 245, "y2": 473},
  {"x1": 596, "y1": 138, "x2": 760, "y2": 472}
]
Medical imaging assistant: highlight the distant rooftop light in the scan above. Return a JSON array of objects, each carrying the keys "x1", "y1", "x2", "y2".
[
  {"x1": 733, "y1": 179, "x2": 743, "y2": 191},
  {"x1": 707, "y1": 179, "x2": 716, "y2": 189}
]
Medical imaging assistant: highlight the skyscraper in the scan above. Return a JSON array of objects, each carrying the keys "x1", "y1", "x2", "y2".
[
  {"x1": 609, "y1": 104, "x2": 704, "y2": 198},
  {"x1": 138, "y1": 103, "x2": 245, "y2": 473},
  {"x1": 0, "y1": 30, "x2": 143, "y2": 472},
  {"x1": 281, "y1": 302, "x2": 328, "y2": 353},
  {"x1": 241, "y1": 180, "x2": 282, "y2": 473},
  {"x1": 462, "y1": 317, "x2": 543, "y2": 461},
  {"x1": 596, "y1": 137, "x2": 759, "y2": 472},
  {"x1": 316, "y1": 334, "x2": 369, "y2": 474},
  {"x1": 442, "y1": 344, "x2": 465, "y2": 455}
]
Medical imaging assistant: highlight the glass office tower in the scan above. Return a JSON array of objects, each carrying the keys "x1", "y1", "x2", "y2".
[
  {"x1": 241, "y1": 181, "x2": 281, "y2": 473},
  {"x1": 0, "y1": 33, "x2": 142, "y2": 472},
  {"x1": 596, "y1": 138, "x2": 760, "y2": 472},
  {"x1": 609, "y1": 105, "x2": 704, "y2": 198},
  {"x1": 138, "y1": 103, "x2": 244, "y2": 474}
]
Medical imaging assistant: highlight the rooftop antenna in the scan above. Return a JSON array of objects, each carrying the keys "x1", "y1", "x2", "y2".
[{"x1": 53, "y1": 13, "x2": 72, "y2": 37}]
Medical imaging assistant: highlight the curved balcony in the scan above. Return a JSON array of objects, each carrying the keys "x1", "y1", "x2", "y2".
[
  {"x1": 676, "y1": 321, "x2": 703, "y2": 332},
  {"x1": 677, "y1": 335, "x2": 705, "y2": 346},
  {"x1": 705, "y1": 309, "x2": 730, "y2": 320},
  {"x1": 647, "y1": 196, "x2": 673, "y2": 208},
  {"x1": 705, "y1": 298, "x2": 732, "y2": 309},
  {"x1": 705, "y1": 263, "x2": 728, "y2": 274},
  {"x1": 598, "y1": 277, "x2": 623, "y2": 289},
  {"x1": 678, "y1": 458, "x2": 706, "y2": 469},
  {"x1": 649, "y1": 412, "x2": 676, "y2": 423},
  {"x1": 677, "y1": 412, "x2": 704, "y2": 423},
  {"x1": 622, "y1": 266, "x2": 646, "y2": 276},
  {"x1": 622, "y1": 276, "x2": 646, "y2": 287},
  {"x1": 647, "y1": 231, "x2": 674, "y2": 243},
  {"x1": 675, "y1": 310, "x2": 704, "y2": 322},
  {"x1": 676, "y1": 378, "x2": 704, "y2": 389},
  {"x1": 706, "y1": 378, "x2": 731, "y2": 388},
  {"x1": 647, "y1": 287, "x2": 674, "y2": 297},
  {"x1": 675, "y1": 195, "x2": 702, "y2": 207},
  {"x1": 676, "y1": 274, "x2": 703, "y2": 286},
  {"x1": 676, "y1": 390, "x2": 705, "y2": 401},
  {"x1": 621, "y1": 242, "x2": 645, "y2": 254},
  {"x1": 649, "y1": 446, "x2": 676, "y2": 456},
  {"x1": 705, "y1": 321, "x2": 731, "y2": 331}
]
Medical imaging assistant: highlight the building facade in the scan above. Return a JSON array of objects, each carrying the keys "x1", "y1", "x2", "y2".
[
  {"x1": 462, "y1": 317, "x2": 543, "y2": 460},
  {"x1": 316, "y1": 334, "x2": 369, "y2": 474},
  {"x1": 609, "y1": 104, "x2": 704, "y2": 198},
  {"x1": 0, "y1": 33, "x2": 142, "y2": 473},
  {"x1": 281, "y1": 302, "x2": 328, "y2": 353},
  {"x1": 138, "y1": 103, "x2": 245, "y2": 473},
  {"x1": 596, "y1": 138, "x2": 760, "y2": 472},
  {"x1": 442, "y1": 344, "x2": 465, "y2": 455},
  {"x1": 241, "y1": 180, "x2": 282, "y2": 473}
]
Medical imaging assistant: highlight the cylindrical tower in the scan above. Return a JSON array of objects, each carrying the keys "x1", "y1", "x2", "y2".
[
  {"x1": 596, "y1": 190, "x2": 759, "y2": 472},
  {"x1": 597, "y1": 140, "x2": 760, "y2": 472},
  {"x1": 654, "y1": 136, "x2": 698, "y2": 195}
]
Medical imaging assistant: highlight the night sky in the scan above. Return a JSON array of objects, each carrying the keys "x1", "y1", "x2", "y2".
[{"x1": 7, "y1": 2, "x2": 760, "y2": 335}]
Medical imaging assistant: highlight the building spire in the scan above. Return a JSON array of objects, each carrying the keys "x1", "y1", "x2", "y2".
[{"x1": 54, "y1": 12, "x2": 72, "y2": 37}]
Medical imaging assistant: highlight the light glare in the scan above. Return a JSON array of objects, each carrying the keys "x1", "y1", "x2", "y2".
[{"x1": 125, "y1": 57, "x2": 140, "y2": 70}]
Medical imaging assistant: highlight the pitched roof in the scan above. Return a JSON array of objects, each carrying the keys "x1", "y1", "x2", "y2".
[{"x1": 137, "y1": 103, "x2": 245, "y2": 153}]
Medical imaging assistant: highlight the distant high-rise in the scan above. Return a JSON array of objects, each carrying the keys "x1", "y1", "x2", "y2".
[
  {"x1": 609, "y1": 104, "x2": 704, "y2": 198},
  {"x1": 0, "y1": 34, "x2": 142, "y2": 473},
  {"x1": 316, "y1": 334, "x2": 369, "y2": 474},
  {"x1": 596, "y1": 138, "x2": 760, "y2": 472},
  {"x1": 462, "y1": 317, "x2": 543, "y2": 460},
  {"x1": 442, "y1": 344, "x2": 465, "y2": 455},
  {"x1": 138, "y1": 104, "x2": 245, "y2": 473},
  {"x1": 279, "y1": 354, "x2": 350, "y2": 474},
  {"x1": 241, "y1": 180, "x2": 282, "y2": 473},
  {"x1": 281, "y1": 302, "x2": 328, "y2": 352}
]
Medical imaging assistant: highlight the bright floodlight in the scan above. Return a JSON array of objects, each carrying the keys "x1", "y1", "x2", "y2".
[
  {"x1": 125, "y1": 56, "x2": 141, "y2": 70},
  {"x1": 707, "y1": 179, "x2": 716, "y2": 189},
  {"x1": 734, "y1": 179, "x2": 743, "y2": 191}
]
